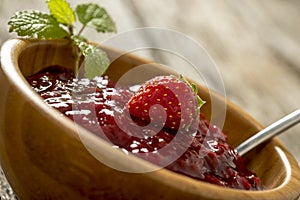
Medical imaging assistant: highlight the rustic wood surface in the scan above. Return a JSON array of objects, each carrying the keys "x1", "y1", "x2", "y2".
[{"x1": 0, "y1": 0, "x2": 300, "y2": 199}]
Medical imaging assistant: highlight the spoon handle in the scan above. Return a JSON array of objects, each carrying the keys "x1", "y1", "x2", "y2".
[{"x1": 236, "y1": 108, "x2": 300, "y2": 156}]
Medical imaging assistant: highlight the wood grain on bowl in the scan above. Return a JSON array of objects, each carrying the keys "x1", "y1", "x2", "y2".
[{"x1": 0, "y1": 39, "x2": 300, "y2": 200}]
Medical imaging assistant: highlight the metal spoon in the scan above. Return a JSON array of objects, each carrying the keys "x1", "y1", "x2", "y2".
[{"x1": 236, "y1": 108, "x2": 300, "y2": 156}]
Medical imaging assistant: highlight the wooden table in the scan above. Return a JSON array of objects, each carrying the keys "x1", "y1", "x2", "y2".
[{"x1": 1, "y1": 0, "x2": 300, "y2": 199}]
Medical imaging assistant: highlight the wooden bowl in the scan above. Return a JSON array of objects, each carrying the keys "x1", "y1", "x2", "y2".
[{"x1": 0, "y1": 38, "x2": 300, "y2": 200}]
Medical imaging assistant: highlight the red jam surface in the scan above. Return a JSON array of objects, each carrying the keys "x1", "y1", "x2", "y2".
[{"x1": 26, "y1": 66, "x2": 262, "y2": 190}]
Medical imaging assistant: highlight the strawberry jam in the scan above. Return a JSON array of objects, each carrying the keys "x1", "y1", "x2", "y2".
[{"x1": 26, "y1": 66, "x2": 262, "y2": 190}]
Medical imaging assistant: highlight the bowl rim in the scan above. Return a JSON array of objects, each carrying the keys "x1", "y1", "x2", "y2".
[{"x1": 1, "y1": 38, "x2": 300, "y2": 200}]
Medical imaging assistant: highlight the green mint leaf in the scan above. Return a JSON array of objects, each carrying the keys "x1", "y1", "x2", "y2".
[
  {"x1": 8, "y1": 10, "x2": 68, "y2": 39},
  {"x1": 47, "y1": 0, "x2": 76, "y2": 25},
  {"x1": 75, "y1": 3, "x2": 116, "y2": 33},
  {"x1": 72, "y1": 36, "x2": 110, "y2": 79}
]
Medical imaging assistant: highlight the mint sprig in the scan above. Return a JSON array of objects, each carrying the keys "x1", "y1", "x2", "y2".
[{"x1": 8, "y1": 0, "x2": 116, "y2": 79}]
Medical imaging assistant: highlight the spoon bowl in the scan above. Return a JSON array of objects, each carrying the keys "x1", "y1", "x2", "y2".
[{"x1": 1, "y1": 38, "x2": 300, "y2": 200}]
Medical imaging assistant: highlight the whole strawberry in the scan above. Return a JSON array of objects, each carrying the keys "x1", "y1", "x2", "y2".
[{"x1": 127, "y1": 75, "x2": 204, "y2": 133}]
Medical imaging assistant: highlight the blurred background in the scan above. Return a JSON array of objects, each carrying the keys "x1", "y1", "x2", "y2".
[{"x1": 1, "y1": 0, "x2": 300, "y2": 199}]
